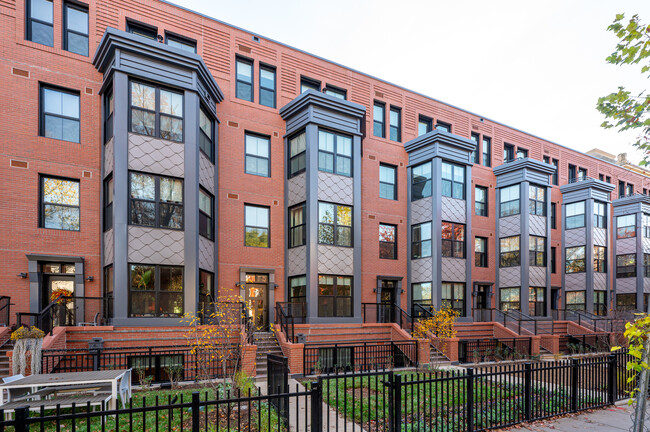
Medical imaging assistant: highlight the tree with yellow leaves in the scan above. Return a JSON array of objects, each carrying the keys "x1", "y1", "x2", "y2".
[{"x1": 412, "y1": 307, "x2": 459, "y2": 366}]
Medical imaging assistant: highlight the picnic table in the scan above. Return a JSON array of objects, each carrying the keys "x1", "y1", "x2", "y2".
[{"x1": 0, "y1": 370, "x2": 131, "y2": 411}]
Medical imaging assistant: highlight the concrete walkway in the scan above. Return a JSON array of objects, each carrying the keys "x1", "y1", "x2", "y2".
[{"x1": 514, "y1": 402, "x2": 634, "y2": 431}]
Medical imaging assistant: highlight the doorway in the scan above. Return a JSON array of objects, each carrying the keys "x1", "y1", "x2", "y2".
[
  {"x1": 245, "y1": 273, "x2": 269, "y2": 331},
  {"x1": 475, "y1": 285, "x2": 490, "y2": 310},
  {"x1": 379, "y1": 279, "x2": 396, "y2": 323}
]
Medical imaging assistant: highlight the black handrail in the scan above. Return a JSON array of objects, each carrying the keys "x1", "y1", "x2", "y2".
[
  {"x1": 275, "y1": 303, "x2": 296, "y2": 343},
  {"x1": 0, "y1": 296, "x2": 11, "y2": 327}
]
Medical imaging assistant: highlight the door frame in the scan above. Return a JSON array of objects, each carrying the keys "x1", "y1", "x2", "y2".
[
  {"x1": 375, "y1": 276, "x2": 403, "y2": 308},
  {"x1": 238, "y1": 267, "x2": 276, "y2": 326},
  {"x1": 472, "y1": 282, "x2": 494, "y2": 310}
]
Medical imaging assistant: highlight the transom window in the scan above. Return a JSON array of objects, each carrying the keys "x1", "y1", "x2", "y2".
[
  {"x1": 199, "y1": 108, "x2": 214, "y2": 161},
  {"x1": 617, "y1": 215, "x2": 636, "y2": 239},
  {"x1": 412, "y1": 162, "x2": 432, "y2": 201},
  {"x1": 499, "y1": 185, "x2": 520, "y2": 218},
  {"x1": 475, "y1": 237, "x2": 487, "y2": 268},
  {"x1": 27, "y1": 0, "x2": 53, "y2": 46},
  {"x1": 441, "y1": 162, "x2": 465, "y2": 199},
  {"x1": 259, "y1": 65, "x2": 276, "y2": 108},
  {"x1": 289, "y1": 203, "x2": 306, "y2": 248},
  {"x1": 389, "y1": 107, "x2": 401, "y2": 142},
  {"x1": 40, "y1": 176, "x2": 80, "y2": 231},
  {"x1": 565, "y1": 246, "x2": 586, "y2": 273},
  {"x1": 528, "y1": 185, "x2": 546, "y2": 216},
  {"x1": 500, "y1": 287, "x2": 520, "y2": 311},
  {"x1": 318, "y1": 275, "x2": 352, "y2": 317},
  {"x1": 373, "y1": 102, "x2": 385, "y2": 138},
  {"x1": 236, "y1": 57, "x2": 253, "y2": 102},
  {"x1": 379, "y1": 224, "x2": 397, "y2": 260},
  {"x1": 441, "y1": 222, "x2": 465, "y2": 258},
  {"x1": 379, "y1": 164, "x2": 397, "y2": 200},
  {"x1": 442, "y1": 283, "x2": 465, "y2": 316},
  {"x1": 129, "y1": 172, "x2": 183, "y2": 230},
  {"x1": 616, "y1": 254, "x2": 636, "y2": 278},
  {"x1": 499, "y1": 236, "x2": 520, "y2": 268},
  {"x1": 289, "y1": 132, "x2": 306, "y2": 178},
  {"x1": 40, "y1": 86, "x2": 80, "y2": 143},
  {"x1": 245, "y1": 133, "x2": 270, "y2": 177},
  {"x1": 63, "y1": 2, "x2": 88, "y2": 56},
  {"x1": 594, "y1": 202, "x2": 607, "y2": 228},
  {"x1": 411, "y1": 222, "x2": 432, "y2": 259},
  {"x1": 199, "y1": 188, "x2": 214, "y2": 240},
  {"x1": 565, "y1": 201, "x2": 586, "y2": 229},
  {"x1": 244, "y1": 205, "x2": 269, "y2": 247},
  {"x1": 130, "y1": 82, "x2": 184, "y2": 142},
  {"x1": 318, "y1": 203, "x2": 352, "y2": 247},
  {"x1": 594, "y1": 246, "x2": 607, "y2": 273},
  {"x1": 529, "y1": 236, "x2": 546, "y2": 267},
  {"x1": 318, "y1": 130, "x2": 352, "y2": 176},
  {"x1": 129, "y1": 264, "x2": 183, "y2": 317},
  {"x1": 475, "y1": 186, "x2": 488, "y2": 216}
]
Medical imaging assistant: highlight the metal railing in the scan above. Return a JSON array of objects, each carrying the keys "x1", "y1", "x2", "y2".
[
  {"x1": 361, "y1": 303, "x2": 414, "y2": 333},
  {"x1": 553, "y1": 308, "x2": 615, "y2": 333},
  {"x1": 275, "y1": 303, "x2": 297, "y2": 343},
  {"x1": 0, "y1": 296, "x2": 11, "y2": 327},
  {"x1": 458, "y1": 337, "x2": 533, "y2": 363},
  {"x1": 16, "y1": 296, "x2": 109, "y2": 334},
  {"x1": 473, "y1": 308, "x2": 554, "y2": 335},
  {"x1": 558, "y1": 333, "x2": 611, "y2": 355}
]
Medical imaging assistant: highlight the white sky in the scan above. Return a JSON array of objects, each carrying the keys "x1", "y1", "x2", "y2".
[{"x1": 169, "y1": 0, "x2": 650, "y2": 164}]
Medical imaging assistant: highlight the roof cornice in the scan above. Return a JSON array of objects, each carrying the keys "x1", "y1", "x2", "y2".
[
  {"x1": 559, "y1": 178, "x2": 616, "y2": 194},
  {"x1": 279, "y1": 90, "x2": 366, "y2": 120},
  {"x1": 492, "y1": 158, "x2": 556, "y2": 177},
  {"x1": 403, "y1": 130, "x2": 475, "y2": 154}
]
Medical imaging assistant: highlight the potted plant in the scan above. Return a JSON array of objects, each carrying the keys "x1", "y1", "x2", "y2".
[{"x1": 11, "y1": 326, "x2": 45, "y2": 376}]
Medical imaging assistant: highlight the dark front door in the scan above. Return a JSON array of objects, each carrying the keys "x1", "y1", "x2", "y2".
[
  {"x1": 245, "y1": 273, "x2": 269, "y2": 330},
  {"x1": 476, "y1": 285, "x2": 490, "y2": 309},
  {"x1": 379, "y1": 280, "x2": 396, "y2": 323},
  {"x1": 551, "y1": 288, "x2": 560, "y2": 311}
]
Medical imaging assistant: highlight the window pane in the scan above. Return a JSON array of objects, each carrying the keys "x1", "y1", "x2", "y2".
[
  {"x1": 199, "y1": 190, "x2": 212, "y2": 216},
  {"x1": 245, "y1": 227, "x2": 269, "y2": 247},
  {"x1": 31, "y1": 20, "x2": 54, "y2": 46},
  {"x1": 66, "y1": 6, "x2": 88, "y2": 33},
  {"x1": 318, "y1": 224, "x2": 334, "y2": 244},
  {"x1": 290, "y1": 133, "x2": 306, "y2": 157},
  {"x1": 380, "y1": 165, "x2": 395, "y2": 184},
  {"x1": 66, "y1": 32, "x2": 88, "y2": 56},
  {"x1": 160, "y1": 178, "x2": 183, "y2": 203},
  {"x1": 131, "y1": 108, "x2": 155, "y2": 136},
  {"x1": 131, "y1": 83, "x2": 156, "y2": 110},
  {"x1": 43, "y1": 177, "x2": 79, "y2": 205},
  {"x1": 236, "y1": 60, "x2": 252, "y2": 82},
  {"x1": 130, "y1": 201, "x2": 155, "y2": 226},
  {"x1": 43, "y1": 205, "x2": 79, "y2": 230},
  {"x1": 160, "y1": 267, "x2": 183, "y2": 291},
  {"x1": 160, "y1": 115, "x2": 183, "y2": 141},
  {"x1": 260, "y1": 68, "x2": 275, "y2": 88},
  {"x1": 319, "y1": 203, "x2": 335, "y2": 224},
  {"x1": 131, "y1": 265, "x2": 155, "y2": 290},
  {"x1": 160, "y1": 90, "x2": 183, "y2": 116},
  {"x1": 245, "y1": 206, "x2": 269, "y2": 228},
  {"x1": 31, "y1": 0, "x2": 53, "y2": 21},
  {"x1": 336, "y1": 227, "x2": 352, "y2": 246},
  {"x1": 246, "y1": 135, "x2": 269, "y2": 158},
  {"x1": 130, "y1": 173, "x2": 155, "y2": 200},
  {"x1": 159, "y1": 204, "x2": 183, "y2": 228},
  {"x1": 199, "y1": 109, "x2": 212, "y2": 139},
  {"x1": 379, "y1": 225, "x2": 395, "y2": 242}
]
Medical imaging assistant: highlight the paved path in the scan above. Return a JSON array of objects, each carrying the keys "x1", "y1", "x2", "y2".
[{"x1": 514, "y1": 402, "x2": 634, "y2": 431}]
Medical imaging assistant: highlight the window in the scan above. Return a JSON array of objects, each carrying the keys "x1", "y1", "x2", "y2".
[
  {"x1": 300, "y1": 77, "x2": 320, "y2": 93},
  {"x1": 500, "y1": 287, "x2": 520, "y2": 311},
  {"x1": 645, "y1": 214, "x2": 650, "y2": 238},
  {"x1": 627, "y1": 184, "x2": 634, "y2": 196},
  {"x1": 594, "y1": 291, "x2": 607, "y2": 316},
  {"x1": 289, "y1": 276, "x2": 306, "y2": 317},
  {"x1": 470, "y1": 133, "x2": 480, "y2": 164},
  {"x1": 578, "y1": 168, "x2": 587, "y2": 181},
  {"x1": 103, "y1": 176, "x2": 113, "y2": 232},
  {"x1": 565, "y1": 201, "x2": 586, "y2": 229},
  {"x1": 441, "y1": 162, "x2": 465, "y2": 199},
  {"x1": 590, "y1": 201, "x2": 607, "y2": 229},
  {"x1": 551, "y1": 203, "x2": 557, "y2": 229},
  {"x1": 617, "y1": 215, "x2": 636, "y2": 239},
  {"x1": 529, "y1": 236, "x2": 546, "y2": 267},
  {"x1": 323, "y1": 85, "x2": 346, "y2": 100},
  {"x1": 318, "y1": 202, "x2": 352, "y2": 247},
  {"x1": 40, "y1": 176, "x2": 80, "y2": 231},
  {"x1": 411, "y1": 162, "x2": 432, "y2": 201},
  {"x1": 129, "y1": 172, "x2": 183, "y2": 229},
  {"x1": 198, "y1": 270, "x2": 213, "y2": 313},
  {"x1": 617, "y1": 293, "x2": 637, "y2": 310},
  {"x1": 616, "y1": 254, "x2": 636, "y2": 278},
  {"x1": 475, "y1": 186, "x2": 488, "y2": 216},
  {"x1": 129, "y1": 264, "x2": 183, "y2": 317},
  {"x1": 529, "y1": 287, "x2": 545, "y2": 316},
  {"x1": 551, "y1": 247, "x2": 557, "y2": 273},
  {"x1": 529, "y1": 185, "x2": 546, "y2": 216},
  {"x1": 606, "y1": 176, "x2": 611, "y2": 183},
  {"x1": 40, "y1": 86, "x2": 80, "y2": 143},
  {"x1": 475, "y1": 237, "x2": 487, "y2": 267},
  {"x1": 568, "y1": 164, "x2": 577, "y2": 182},
  {"x1": 482, "y1": 137, "x2": 492, "y2": 167},
  {"x1": 442, "y1": 283, "x2": 465, "y2": 315},
  {"x1": 199, "y1": 188, "x2": 214, "y2": 240},
  {"x1": 379, "y1": 164, "x2": 397, "y2": 200},
  {"x1": 259, "y1": 65, "x2": 276, "y2": 108},
  {"x1": 499, "y1": 185, "x2": 520, "y2": 217},
  {"x1": 244, "y1": 205, "x2": 269, "y2": 247},
  {"x1": 566, "y1": 291, "x2": 585, "y2": 311},
  {"x1": 318, "y1": 130, "x2": 352, "y2": 176},
  {"x1": 104, "y1": 265, "x2": 114, "y2": 319},
  {"x1": 236, "y1": 57, "x2": 253, "y2": 102},
  {"x1": 551, "y1": 159, "x2": 559, "y2": 185},
  {"x1": 412, "y1": 222, "x2": 432, "y2": 259},
  {"x1": 286, "y1": 203, "x2": 306, "y2": 248},
  {"x1": 565, "y1": 246, "x2": 586, "y2": 273},
  {"x1": 594, "y1": 246, "x2": 607, "y2": 273},
  {"x1": 412, "y1": 282, "x2": 432, "y2": 308},
  {"x1": 619, "y1": 181, "x2": 625, "y2": 198},
  {"x1": 499, "y1": 236, "x2": 520, "y2": 267},
  {"x1": 516, "y1": 148, "x2": 528, "y2": 159},
  {"x1": 373, "y1": 102, "x2": 385, "y2": 138},
  {"x1": 543, "y1": 156, "x2": 550, "y2": 164},
  {"x1": 127, "y1": 20, "x2": 157, "y2": 39},
  {"x1": 318, "y1": 275, "x2": 352, "y2": 317},
  {"x1": 441, "y1": 222, "x2": 465, "y2": 258},
  {"x1": 245, "y1": 133, "x2": 270, "y2": 177},
  {"x1": 63, "y1": 2, "x2": 88, "y2": 55},
  {"x1": 166, "y1": 34, "x2": 196, "y2": 53},
  {"x1": 104, "y1": 91, "x2": 114, "y2": 143},
  {"x1": 199, "y1": 108, "x2": 214, "y2": 161},
  {"x1": 645, "y1": 254, "x2": 650, "y2": 278},
  {"x1": 389, "y1": 107, "x2": 401, "y2": 142},
  {"x1": 503, "y1": 144, "x2": 515, "y2": 163},
  {"x1": 130, "y1": 82, "x2": 184, "y2": 142},
  {"x1": 289, "y1": 132, "x2": 306, "y2": 178},
  {"x1": 27, "y1": 0, "x2": 53, "y2": 46},
  {"x1": 435, "y1": 121, "x2": 451, "y2": 132},
  {"x1": 379, "y1": 224, "x2": 397, "y2": 259},
  {"x1": 418, "y1": 116, "x2": 432, "y2": 136}
]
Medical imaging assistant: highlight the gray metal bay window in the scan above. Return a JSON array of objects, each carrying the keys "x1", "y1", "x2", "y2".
[
  {"x1": 288, "y1": 132, "x2": 306, "y2": 177},
  {"x1": 442, "y1": 283, "x2": 465, "y2": 315},
  {"x1": 565, "y1": 246, "x2": 586, "y2": 273},
  {"x1": 499, "y1": 185, "x2": 520, "y2": 217},
  {"x1": 594, "y1": 246, "x2": 607, "y2": 273},
  {"x1": 617, "y1": 215, "x2": 636, "y2": 239},
  {"x1": 499, "y1": 236, "x2": 520, "y2": 267},
  {"x1": 441, "y1": 222, "x2": 465, "y2": 258},
  {"x1": 129, "y1": 172, "x2": 183, "y2": 229},
  {"x1": 318, "y1": 130, "x2": 352, "y2": 176},
  {"x1": 199, "y1": 188, "x2": 214, "y2": 240},
  {"x1": 411, "y1": 222, "x2": 432, "y2": 259},
  {"x1": 130, "y1": 82, "x2": 184, "y2": 142},
  {"x1": 594, "y1": 201, "x2": 606, "y2": 228},
  {"x1": 565, "y1": 201, "x2": 585, "y2": 229},
  {"x1": 529, "y1": 236, "x2": 546, "y2": 267},
  {"x1": 412, "y1": 282, "x2": 432, "y2": 308},
  {"x1": 500, "y1": 287, "x2": 520, "y2": 311},
  {"x1": 529, "y1": 185, "x2": 546, "y2": 216},
  {"x1": 566, "y1": 291, "x2": 586, "y2": 311},
  {"x1": 441, "y1": 161, "x2": 465, "y2": 199},
  {"x1": 289, "y1": 203, "x2": 306, "y2": 248},
  {"x1": 199, "y1": 108, "x2": 214, "y2": 161},
  {"x1": 318, "y1": 202, "x2": 352, "y2": 247},
  {"x1": 318, "y1": 275, "x2": 352, "y2": 317},
  {"x1": 411, "y1": 162, "x2": 431, "y2": 201}
]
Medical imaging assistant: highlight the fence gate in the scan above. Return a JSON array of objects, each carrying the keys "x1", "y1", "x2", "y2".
[{"x1": 267, "y1": 354, "x2": 289, "y2": 421}]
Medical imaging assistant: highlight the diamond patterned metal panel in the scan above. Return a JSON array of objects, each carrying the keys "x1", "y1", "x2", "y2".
[
  {"x1": 643, "y1": 238, "x2": 650, "y2": 253},
  {"x1": 128, "y1": 226, "x2": 184, "y2": 265},
  {"x1": 499, "y1": 267, "x2": 521, "y2": 287},
  {"x1": 565, "y1": 273, "x2": 587, "y2": 291},
  {"x1": 199, "y1": 153, "x2": 215, "y2": 194},
  {"x1": 441, "y1": 258, "x2": 466, "y2": 282},
  {"x1": 499, "y1": 216, "x2": 520, "y2": 238},
  {"x1": 593, "y1": 228, "x2": 608, "y2": 247},
  {"x1": 529, "y1": 266, "x2": 546, "y2": 287},
  {"x1": 128, "y1": 134, "x2": 184, "y2": 178},
  {"x1": 104, "y1": 138, "x2": 114, "y2": 177},
  {"x1": 644, "y1": 278, "x2": 650, "y2": 294},
  {"x1": 617, "y1": 238, "x2": 637, "y2": 255},
  {"x1": 411, "y1": 258, "x2": 433, "y2": 283},
  {"x1": 411, "y1": 197, "x2": 432, "y2": 225},
  {"x1": 103, "y1": 229, "x2": 114, "y2": 266},
  {"x1": 617, "y1": 277, "x2": 636, "y2": 294},
  {"x1": 317, "y1": 172, "x2": 353, "y2": 206},
  {"x1": 199, "y1": 236, "x2": 214, "y2": 272},
  {"x1": 441, "y1": 197, "x2": 466, "y2": 223},
  {"x1": 317, "y1": 245, "x2": 353, "y2": 275},
  {"x1": 529, "y1": 215, "x2": 547, "y2": 236},
  {"x1": 593, "y1": 272, "x2": 607, "y2": 291},
  {"x1": 564, "y1": 228, "x2": 586, "y2": 248},
  {"x1": 288, "y1": 174, "x2": 306, "y2": 207},
  {"x1": 288, "y1": 246, "x2": 307, "y2": 276}
]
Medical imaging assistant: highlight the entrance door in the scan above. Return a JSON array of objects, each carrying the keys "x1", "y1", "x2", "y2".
[
  {"x1": 245, "y1": 273, "x2": 268, "y2": 330},
  {"x1": 379, "y1": 280, "x2": 396, "y2": 323},
  {"x1": 476, "y1": 285, "x2": 490, "y2": 309},
  {"x1": 45, "y1": 276, "x2": 75, "y2": 326}
]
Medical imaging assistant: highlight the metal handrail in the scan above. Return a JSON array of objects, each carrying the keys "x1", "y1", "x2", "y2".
[
  {"x1": 0, "y1": 296, "x2": 11, "y2": 327},
  {"x1": 275, "y1": 303, "x2": 296, "y2": 343}
]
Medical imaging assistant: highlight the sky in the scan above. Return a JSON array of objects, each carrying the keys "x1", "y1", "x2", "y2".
[{"x1": 168, "y1": 0, "x2": 650, "y2": 164}]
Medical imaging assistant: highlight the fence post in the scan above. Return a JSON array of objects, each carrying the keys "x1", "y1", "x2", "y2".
[
  {"x1": 524, "y1": 362, "x2": 532, "y2": 421},
  {"x1": 191, "y1": 392, "x2": 200, "y2": 432},
  {"x1": 466, "y1": 368, "x2": 474, "y2": 432},
  {"x1": 14, "y1": 406, "x2": 29, "y2": 432},
  {"x1": 392, "y1": 373, "x2": 402, "y2": 432},
  {"x1": 608, "y1": 354, "x2": 617, "y2": 404},
  {"x1": 571, "y1": 359, "x2": 579, "y2": 412},
  {"x1": 311, "y1": 379, "x2": 323, "y2": 432}
]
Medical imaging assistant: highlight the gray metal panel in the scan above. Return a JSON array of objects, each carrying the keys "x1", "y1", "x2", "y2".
[
  {"x1": 499, "y1": 267, "x2": 521, "y2": 287},
  {"x1": 128, "y1": 134, "x2": 185, "y2": 178},
  {"x1": 527, "y1": 171, "x2": 550, "y2": 186},
  {"x1": 287, "y1": 173, "x2": 306, "y2": 207},
  {"x1": 440, "y1": 258, "x2": 466, "y2": 282},
  {"x1": 617, "y1": 278, "x2": 637, "y2": 294},
  {"x1": 499, "y1": 215, "x2": 520, "y2": 238},
  {"x1": 287, "y1": 246, "x2": 307, "y2": 276},
  {"x1": 317, "y1": 245, "x2": 353, "y2": 275},
  {"x1": 564, "y1": 228, "x2": 586, "y2": 248},
  {"x1": 645, "y1": 278, "x2": 650, "y2": 294},
  {"x1": 317, "y1": 171, "x2": 353, "y2": 205},
  {"x1": 592, "y1": 189, "x2": 612, "y2": 202},
  {"x1": 565, "y1": 273, "x2": 587, "y2": 291},
  {"x1": 411, "y1": 197, "x2": 433, "y2": 225},
  {"x1": 643, "y1": 238, "x2": 650, "y2": 254},
  {"x1": 284, "y1": 110, "x2": 311, "y2": 135},
  {"x1": 529, "y1": 266, "x2": 546, "y2": 287},
  {"x1": 199, "y1": 153, "x2": 215, "y2": 194},
  {"x1": 312, "y1": 105, "x2": 361, "y2": 136},
  {"x1": 198, "y1": 237, "x2": 214, "y2": 272},
  {"x1": 104, "y1": 138, "x2": 114, "y2": 178},
  {"x1": 411, "y1": 258, "x2": 433, "y2": 283},
  {"x1": 127, "y1": 227, "x2": 185, "y2": 265},
  {"x1": 120, "y1": 51, "x2": 194, "y2": 87},
  {"x1": 103, "y1": 230, "x2": 114, "y2": 266},
  {"x1": 617, "y1": 238, "x2": 637, "y2": 255},
  {"x1": 440, "y1": 197, "x2": 466, "y2": 224},
  {"x1": 529, "y1": 215, "x2": 546, "y2": 236},
  {"x1": 494, "y1": 170, "x2": 524, "y2": 188},
  {"x1": 593, "y1": 272, "x2": 607, "y2": 291},
  {"x1": 593, "y1": 228, "x2": 608, "y2": 247}
]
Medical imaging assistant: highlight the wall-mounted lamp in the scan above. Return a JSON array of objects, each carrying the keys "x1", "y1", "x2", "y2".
[
  {"x1": 272, "y1": 283, "x2": 279, "y2": 289},
  {"x1": 17, "y1": 273, "x2": 27, "y2": 279},
  {"x1": 400, "y1": 289, "x2": 405, "y2": 294},
  {"x1": 157, "y1": 34, "x2": 164, "y2": 43},
  {"x1": 372, "y1": 288, "x2": 377, "y2": 293},
  {"x1": 235, "y1": 282, "x2": 243, "y2": 287},
  {"x1": 86, "y1": 276, "x2": 94, "y2": 282}
]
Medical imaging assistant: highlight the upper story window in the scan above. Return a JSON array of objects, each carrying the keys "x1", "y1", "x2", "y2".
[
  {"x1": 503, "y1": 143, "x2": 515, "y2": 163},
  {"x1": 259, "y1": 65, "x2": 276, "y2": 108},
  {"x1": 516, "y1": 148, "x2": 528, "y2": 159},
  {"x1": 594, "y1": 201, "x2": 607, "y2": 228},
  {"x1": 318, "y1": 202, "x2": 352, "y2": 247},
  {"x1": 594, "y1": 246, "x2": 607, "y2": 273},
  {"x1": 565, "y1": 201, "x2": 585, "y2": 229},
  {"x1": 127, "y1": 20, "x2": 157, "y2": 40},
  {"x1": 475, "y1": 237, "x2": 487, "y2": 267},
  {"x1": 482, "y1": 137, "x2": 492, "y2": 167},
  {"x1": 499, "y1": 236, "x2": 520, "y2": 267},
  {"x1": 619, "y1": 181, "x2": 625, "y2": 198},
  {"x1": 411, "y1": 162, "x2": 432, "y2": 201},
  {"x1": 245, "y1": 204, "x2": 270, "y2": 247},
  {"x1": 379, "y1": 164, "x2": 397, "y2": 200},
  {"x1": 129, "y1": 172, "x2": 183, "y2": 230},
  {"x1": 104, "y1": 91, "x2": 114, "y2": 143},
  {"x1": 441, "y1": 162, "x2": 465, "y2": 200},
  {"x1": 565, "y1": 246, "x2": 586, "y2": 273},
  {"x1": 288, "y1": 132, "x2": 306, "y2": 178},
  {"x1": 475, "y1": 186, "x2": 488, "y2": 217},
  {"x1": 324, "y1": 85, "x2": 346, "y2": 100},
  {"x1": 27, "y1": 0, "x2": 53, "y2": 46},
  {"x1": 627, "y1": 183, "x2": 634, "y2": 196},
  {"x1": 617, "y1": 214, "x2": 636, "y2": 239},
  {"x1": 199, "y1": 188, "x2": 214, "y2": 240},
  {"x1": 568, "y1": 164, "x2": 577, "y2": 182},
  {"x1": 165, "y1": 33, "x2": 196, "y2": 53},
  {"x1": 373, "y1": 102, "x2": 385, "y2": 138},
  {"x1": 470, "y1": 133, "x2": 480, "y2": 164},
  {"x1": 199, "y1": 108, "x2": 214, "y2": 162},
  {"x1": 236, "y1": 57, "x2": 253, "y2": 102},
  {"x1": 319, "y1": 130, "x2": 352, "y2": 177},
  {"x1": 441, "y1": 222, "x2": 465, "y2": 258},
  {"x1": 578, "y1": 168, "x2": 587, "y2": 181},
  {"x1": 412, "y1": 222, "x2": 432, "y2": 259},
  {"x1": 103, "y1": 176, "x2": 113, "y2": 232},
  {"x1": 63, "y1": 2, "x2": 88, "y2": 56},
  {"x1": 499, "y1": 185, "x2": 520, "y2": 218},
  {"x1": 529, "y1": 185, "x2": 546, "y2": 216},
  {"x1": 551, "y1": 203, "x2": 557, "y2": 229},
  {"x1": 616, "y1": 254, "x2": 637, "y2": 278},
  {"x1": 551, "y1": 247, "x2": 557, "y2": 273},
  {"x1": 289, "y1": 203, "x2": 305, "y2": 248},
  {"x1": 435, "y1": 121, "x2": 451, "y2": 132},
  {"x1": 245, "y1": 133, "x2": 270, "y2": 177},
  {"x1": 644, "y1": 214, "x2": 650, "y2": 238},
  {"x1": 551, "y1": 159, "x2": 559, "y2": 185},
  {"x1": 130, "y1": 82, "x2": 184, "y2": 142},
  {"x1": 40, "y1": 85, "x2": 80, "y2": 143},
  {"x1": 418, "y1": 116, "x2": 432, "y2": 136},
  {"x1": 529, "y1": 236, "x2": 546, "y2": 267},
  {"x1": 300, "y1": 77, "x2": 320, "y2": 93},
  {"x1": 379, "y1": 224, "x2": 397, "y2": 260},
  {"x1": 389, "y1": 107, "x2": 401, "y2": 142},
  {"x1": 40, "y1": 175, "x2": 80, "y2": 231}
]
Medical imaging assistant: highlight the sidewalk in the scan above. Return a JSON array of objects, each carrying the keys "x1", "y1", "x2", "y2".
[{"x1": 514, "y1": 402, "x2": 634, "y2": 431}]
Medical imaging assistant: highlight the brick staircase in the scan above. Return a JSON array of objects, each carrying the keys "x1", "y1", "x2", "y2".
[{"x1": 253, "y1": 332, "x2": 283, "y2": 377}]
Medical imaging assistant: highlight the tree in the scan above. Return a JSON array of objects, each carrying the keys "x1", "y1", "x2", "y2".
[{"x1": 597, "y1": 14, "x2": 650, "y2": 164}]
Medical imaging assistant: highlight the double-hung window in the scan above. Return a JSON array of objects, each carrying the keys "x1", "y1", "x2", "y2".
[
  {"x1": 259, "y1": 65, "x2": 276, "y2": 108},
  {"x1": 40, "y1": 175, "x2": 80, "y2": 231},
  {"x1": 244, "y1": 205, "x2": 270, "y2": 247},
  {"x1": 441, "y1": 222, "x2": 465, "y2": 258},
  {"x1": 289, "y1": 203, "x2": 306, "y2": 248},
  {"x1": 645, "y1": 254, "x2": 650, "y2": 278},
  {"x1": 389, "y1": 107, "x2": 401, "y2": 142},
  {"x1": 245, "y1": 133, "x2": 270, "y2": 177},
  {"x1": 499, "y1": 236, "x2": 520, "y2": 267},
  {"x1": 500, "y1": 288, "x2": 520, "y2": 311},
  {"x1": 40, "y1": 86, "x2": 80, "y2": 143},
  {"x1": 569, "y1": 164, "x2": 577, "y2": 182},
  {"x1": 594, "y1": 246, "x2": 607, "y2": 273},
  {"x1": 441, "y1": 162, "x2": 465, "y2": 199},
  {"x1": 627, "y1": 183, "x2": 634, "y2": 196},
  {"x1": 318, "y1": 275, "x2": 352, "y2": 317},
  {"x1": 323, "y1": 85, "x2": 346, "y2": 99},
  {"x1": 578, "y1": 168, "x2": 587, "y2": 181},
  {"x1": 475, "y1": 237, "x2": 487, "y2": 267},
  {"x1": 199, "y1": 188, "x2": 214, "y2": 240},
  {"x1": 529, "y1": 185, "x2": 546, "y2": 216},
  {"x1": 475, "y1": 186, "x2": 488, "y2": 216},
  {"x1": 551, "y1": 203, "x2": 557, "y2": 229},
  {"x1": 289, "y1": 276, "x2": 307, "y2": 317},
  {"x1": 411, "y1": 222, "x2": 432, "y2": 259},
  {"x1": 503, "y1": 144, "x2": 515, "y2": 163},
  {"x1": 379, "y1": 224, "x2": 397, "y2": 259},
  {"x1": 130, "y1": 82, "x2": 184, "y2": 142},
  {"x1": 318, "y1": 203, "x2": 352, "y2": 247},
  {"x1": 617, "y1": 254, "x2": 637, "y2": 278},
  {"x1": 105, "y1": 91, "x2": 114, "y2": 143},
  {"x1": 516, "y1": 148, "x2": 528, "y2": 159},
  {"x1": 129, "y1": 172, "x2": 183, "y2": 229},
  {"x1": 379, "y1": 164, "x2": 397, "y2": 200},
  {"x1": 63, "y1": 2, "x2": 88, "y2": 56},
  {"x1": 103, "y1": 176, "x2": 113, "y2": 232},
  {"x1": 442, "y1": 283, "x2": 465, "y2": 315},
  {"x1": 470, "y1": 133, "x2": 480, "y2": 164},
  {"x1": 418, "y1": 116, "x2": 432, "y2": 136},
  {"x1": 565, "y1": 246, "x2": 586, "y2": 273},
  {"x1": 565, "y1": 201, "x2": 586, "y2": 229},
  {"x1": 594, "y1": 202, "x2": 607, "y2": 228},
  {"x1": 551, "y1": 159, "x2": 559, "y2": 185},
  {"x1": 412, "y1": 282, "x2": 432, "y2": 308},
  {"x1": 318, "y1": 130, "x2": 352, "y2": 176},
  {"x1": 529, "y1": 287, "x2": 545, "y2": 316},
  {"x1": 644, "y1": 214, "x2": 650, "y2": 238},
  {"x1": 566, "y1": 292, "x2": 586, "y2": 311},
  {"x1": 129, "y1": 264, "x2": 183, "y2": 317},
  {"x1": 236, "y1": 57, "x2": 253, "y2": 101},
  {"x1": 617, "y1": 215, "x2": 636, "y2": 239},
  {"x1": 166, "y1": 34, "x2": 196, "y2": 52},
  {"x1": 482, "y1": 137, "x2": 492, "y2": 167},
  {"x1": 289, "y1": 132, "x2": 306, "y2": 177},
  {"x1": 529, "y1": 236, "x2": 546, "y2": 267},
  {"x1": 300, "y1": 77, "x2": 320, "y2": 93},
  {"x1": 27, "y1": 0, "x2": 53, "y2": 46},
  {"x1": 373, "y1": 102, "x2": 385, "y2": 138},
  {"x1": 436, "y1": 121, "x2": 451, "y2": 132},
  {"x1": 199, "y1": 108, "x2": 214, "y2": 161},
  {"x1": 499, "y1": 185, "x2": 520, "y2": 217},
  {"x1": 411, "y1": 163, "x2": 432, "y2": 201}
]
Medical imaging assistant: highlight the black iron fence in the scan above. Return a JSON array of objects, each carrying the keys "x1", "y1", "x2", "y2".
[
  {"x1": 458, "y1": 337, "x2": 533, "y2": 363},
  {"x1": 559, "y1": 333, "x2": 611, "y2": 355}
]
